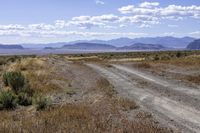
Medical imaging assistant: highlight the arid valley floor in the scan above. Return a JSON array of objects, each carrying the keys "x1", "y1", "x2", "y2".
[{"x1": 0, "y1": 51, "x2": 200, "y2": 132}]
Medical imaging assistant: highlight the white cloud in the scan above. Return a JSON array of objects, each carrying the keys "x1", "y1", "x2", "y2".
[
  {"x1": 118, "y1": 4, "x2": 200, "y2": 21},
  {"x1": 168, "y1": 24, "x2": 179, "y2": 28},
  {"x1": 68, "y1": 14, "x2": 119, "y2": 29},
  {"x1": 28, "y1": 23, "x2": 55, "y2": 30},
  {"x1": 95, "y1": 0, "x2": 105, "y2": 5},
  {"x1": 0, "y1": 29, "x2": 146, "y2": 39},
  {"x1": 55, "y1": 20, "x2": 66, "y2": 28},
  {"x1": 139, "y1": 2, "x2": 159, "y2": 8},
  {"x1": 139, "y1": 24, "x2": 151, "y2": 28},
  {"x1": 91, "y1": 14, "x2": 119, "y2": 22},
  {"x1": 119, "y1": 15, "x2": 159, "y2": 25},
  {"x1": 190, "y1": 31, "x2": 200, "y2": 35},
  {"x1": 0, "y1": 24, "x2": 25, "y2": 31},
  {"x1": 164, "y1": 32, "x2": 177, "y2": 36}
]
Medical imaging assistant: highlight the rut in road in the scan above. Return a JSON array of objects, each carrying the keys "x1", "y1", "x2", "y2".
[
  {"x1": 87, "y1": 63, "x2": 200, "y2": 133},
  {"x1": 113, "y1": 64, "x2": 200, "y2": 96}
]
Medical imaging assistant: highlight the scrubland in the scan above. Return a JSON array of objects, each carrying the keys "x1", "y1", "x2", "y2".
[{"x1": 0, "y1": 50, "x2": 200, "y2": 132}]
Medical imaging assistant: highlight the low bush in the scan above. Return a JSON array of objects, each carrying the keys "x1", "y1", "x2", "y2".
[
  {"x1": 136, "y1": 62, "x2": 151, "y2": 69},
  {"x1": 153, "y1": 55, "x2": 160, "y2": 61},
  {"x1": 2, "y1": 71, "x2": 25, "y2": 93},
  {"x1": 20, "y1": 81, "x2": 34, "y2": 96},
  {"x1": 0, "y1": 91, "x2": 17, "y2": 110},
  {"x1": 17, "y1": 92, "x2": 32, "y2": 106},
  {"x1": 33, "y1": 95, "x2": 51, "y2": 111},
  {"x1": 2, "y1": 73, "x2": 9, "y2": 86},
  {"x1": 0, "y1": 58, "x2": 7, "y2": 66}
]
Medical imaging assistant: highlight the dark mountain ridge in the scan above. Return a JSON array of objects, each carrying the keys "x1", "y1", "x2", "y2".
[
  {"x1": 0, "y1": 44, "x2": 24, "y2": 49},
  {"x1": 118, "y1": 43, "x2": 167, "y2": 50},
  {"x1": 62, "y1": 43, "x2": 116, "y2": 50},
  {"x1": 187, "y1": 39, "x2": 200, "y2": 50},
  {"x1": 21, "y1": 36, "x2": 195, "y2": 49}
]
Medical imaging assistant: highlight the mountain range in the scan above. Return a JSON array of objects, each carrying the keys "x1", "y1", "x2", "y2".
[
  {"x1": 0, "y1": 36, "x2": 198, "y2": 51},
  {"x1": 0, "y1": 44, "x2": 24, "y2": 49},
  {"x1": 21, "y1": 36, "x2": 196, "y2": 49}
]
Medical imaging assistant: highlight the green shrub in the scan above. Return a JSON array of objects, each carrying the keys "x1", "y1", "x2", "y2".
[
  {"x1": 154, "y1": 55, "x2": 160, "y2": 61},
  {"x1": 2, "y1": 73, "x2": 9, "y2": 86},
  {"x1": 0, "y1": 58, "x2": 7, "y2": 66},
  {"x1": 176, "y1": 52, "x2": 182, "y2": 58},
  {"x1": 3, "y1": 71, "x2": 25, "y2": 93},
  {"x1": 33, "y1": 95, "x2": 51, "y2": 111},
  {"x1": 0, "y1": 91, "x2": 17, "y2": 110},
  {"x1": 17, "y1": 92, "x2": 32, "y2": 106},
  {"x1": 20, "y1": 81, "x2": 34, "y2": 96}
]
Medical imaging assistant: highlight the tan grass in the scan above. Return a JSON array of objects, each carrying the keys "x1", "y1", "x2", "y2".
[{"x1": 0, "y1": 104, "x2": 170, "y2": 133}]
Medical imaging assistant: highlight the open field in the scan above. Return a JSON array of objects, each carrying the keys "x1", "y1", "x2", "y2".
[{"x1": 0, "y1": 50, "x2": 200, "y2": 132}]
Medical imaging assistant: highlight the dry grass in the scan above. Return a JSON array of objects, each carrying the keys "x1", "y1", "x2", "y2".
[
  {"x1": 154, "y1": 56, "x2": 200, "y2": 68},
  {"x1": 96, "y1": 78, "x2": 117, "y2": 97},
  {"x1": 65, "y1": 56, "x2": 101, "y2": 62},
  {"x1": 110, "y1": 58, "x2": 145, "y2": 62},
  {"x1": 134, "y1": 62, "x2": 152, "y2": 69},
  {"x1": 182, "y1": 75, "x2": 200, "y2": 84},
  {"x1": 0, "y1": 103, "x2": 171, "y2": 133},
  {"x1": 115, "y1": 97, "x2": 138, "y2": 111}
]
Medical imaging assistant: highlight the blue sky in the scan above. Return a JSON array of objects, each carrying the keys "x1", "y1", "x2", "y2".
[{"x1": 0, "y1": 0, "x2": 200, "y2": 44}]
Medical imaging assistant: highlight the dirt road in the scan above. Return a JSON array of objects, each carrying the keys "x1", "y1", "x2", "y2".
[{"x1": 87, "y1": 63, "x2": 200, "y2": 133}]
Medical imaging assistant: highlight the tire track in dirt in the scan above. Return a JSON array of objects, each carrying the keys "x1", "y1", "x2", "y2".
[
  {"x1": 111, "y1": 64, "x2": 200, "y2": 111},
  {"x1": 113, "y1": 64, "x2": 200, "y2": 96},
  {"x1": 87, "y1": 63, "x2": 200, "y2": 133}
]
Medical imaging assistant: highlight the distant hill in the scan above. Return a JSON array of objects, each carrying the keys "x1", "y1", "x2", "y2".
[
  {"x1": 21, "y1": 36, "x2": 195, "y2": 49},
  {"x1": 118, "y1": 43, "x2": 166, "y2": 50},
  {"x1": 22, "y1": 43, "x2": 67, "y2": 49},
  {"x1": 0, "y1": 44, "x2": 23, "y2": 49},
  {"x1": 187, "y1": 39, "x2": 200, "y2": 50},
  {"x1": 106, "y1": 37, "x2": 135, "y2": 47},
  {"x1": 62, "y1": 43, "x2": 116, "y2": 50},
  {"x1": 130, "y1": 37, "x2": 195, "y2": 48},
  {"x1": 74, "y1": 36, "x2": 195, "y2": 48},
  {"x1": 44, "y1": 47, "x2": 55, "y2": 50}
]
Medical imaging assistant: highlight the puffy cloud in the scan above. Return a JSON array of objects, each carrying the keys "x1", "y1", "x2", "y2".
[
  {"x1": 55, "y1": 20, "x2": 66, "y2": 28},
  {"x1": 0, "y1": 24, "x2": 25, "y2": 31},
  {"x1": 118, "y1": 5, "x2": 135, "y2": 14},
  {"x1": 168, "y1": 24, "x2": 179, "y2": 28},
  {"x1": 28, "y1": 23, "x2": 55, "y2": 30},
  {"x1": 139, "y1": 24, "x2": 151, "y2": 28},
  {"x1": 67, "y1": 21, "x2": 105, "y2": 29},
  {"x1": 118, "y1": 4, "x2": 200, "y2": 20},
  {"x1": 68, "y1": 14, "x2": 119, "y2": 29},
  {"x1": 95, "y1": 0, "x2": 105, "y2": 5},
  {"x1": 164, "y1": 32, "x2": 177, "y2": 36},
  {"x1": 139, "y1": 2, "x2": 159, "y2": 8},
  {"x1": 91, "y1": 14, "x2": 119, "y2": 22},
  {"x1": 119, "y1": 15, "x2": 159, "y2": 25},
  {"x1": 190, "y1": 31, "x2": 200, "y2": 35}
]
